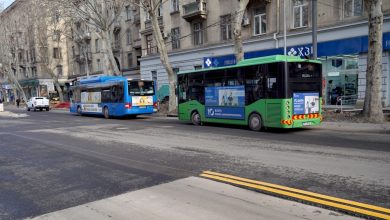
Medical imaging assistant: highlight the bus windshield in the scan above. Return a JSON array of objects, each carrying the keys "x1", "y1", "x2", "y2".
[{"x1": 128, "y1": 81, "x2": 155, "y2": 96}]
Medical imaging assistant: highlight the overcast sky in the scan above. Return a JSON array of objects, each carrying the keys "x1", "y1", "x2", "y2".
[{"x1": 1, "y1": 0, "x2": 14, "y2": 9}]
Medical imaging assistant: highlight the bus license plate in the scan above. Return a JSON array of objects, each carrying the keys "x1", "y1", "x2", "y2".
[
  {"x1": 302, "y1": 122, "x2": 312, "y2": 126},
  {"x1": 139, "y1": 106, "x2": 146, "y2": 108}
]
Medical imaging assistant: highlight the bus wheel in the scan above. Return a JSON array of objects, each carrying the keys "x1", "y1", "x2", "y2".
[
  {"x1": 103, "y1": 107, "x2": 110, "y2": 119},
  {"x1": 191, "y1": 111, "x2": 201, "y2": 126},
  {"x1": 77, "y1": 106, "x2": 82, "y2": 115},
  {"x1": 249, "y1": 113, "x2": 263, "y2": 131}
]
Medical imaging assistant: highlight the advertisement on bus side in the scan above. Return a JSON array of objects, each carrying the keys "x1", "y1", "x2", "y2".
[{"x1": 205, "y1": 86, "x2": 245, "y2": 120}]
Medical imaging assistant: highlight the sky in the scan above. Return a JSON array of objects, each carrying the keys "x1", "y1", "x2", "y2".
[{"x1": 1, "y1": 0, "x2": 14, "y2": 9}]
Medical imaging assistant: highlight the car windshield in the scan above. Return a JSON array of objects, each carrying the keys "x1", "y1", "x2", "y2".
[{"x1": 128, "y1": 81, "x2": 155, "y2": 96}]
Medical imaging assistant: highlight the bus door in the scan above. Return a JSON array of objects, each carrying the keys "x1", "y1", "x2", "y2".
[{"x1": 110, "y1": 84, "x2": 124, "y2": 115}]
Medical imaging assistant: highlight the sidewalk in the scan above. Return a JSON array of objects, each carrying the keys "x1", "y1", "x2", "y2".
[
  {"x1": 28, "y1": 177, "x2": 359, "y2": 220},
  {"x1": 319, "y1": 121, "x2": 390, "y2": 132}
]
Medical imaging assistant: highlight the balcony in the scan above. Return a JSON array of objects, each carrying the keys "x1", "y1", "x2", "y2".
[
  {"x1": 182, "y1": 0, "x2": 207, "y2": 22},
  {"x1": 133, "y1": 38, "x2": 141, "y2": 49},
  {"x1": 144, "y1": 17, "x2": 163, "y2": 30}
]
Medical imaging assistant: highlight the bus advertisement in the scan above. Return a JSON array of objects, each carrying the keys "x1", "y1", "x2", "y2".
[
  {"x1": 177, "y1": 55, "x2": 322, "y2": 130},
  {"x1": 70, "y1": 76, "x2": 157, "y2": 118}
]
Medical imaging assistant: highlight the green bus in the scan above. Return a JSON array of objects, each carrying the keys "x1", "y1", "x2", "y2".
[{"x1": 177, "y1": 55, "x2": 322, "y2": 131}]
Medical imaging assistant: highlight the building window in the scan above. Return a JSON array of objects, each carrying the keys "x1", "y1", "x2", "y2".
[
  {"x1": 146, "y1": 34, "x2": 153, "y2": 55},
  {"x1": 171, "y1": 27, "x2": 180, "y2": 49},
  {"x1": 95, "y1": 39, "x2": 100, "y2": 52},
  {"x1": 53, "y1": 47, "x2": 62, "y2": 59},
  {"x1": 144, "y1": 9, "x2": 151, "y2": 21},
  {"x1": 97, "y1": 59, "x2": 102, "y2": 71},
  {"x1": 56, "y1": 65, "x2": 63, "y2": 77},
  {"x1": 343, "y1": 0, "x2": 363, "y2": 18},
  {"x1": 52, "y1": 30, "x2": 61, "y2": 41},
  {"x1": 114, "y1": 32, "x2": 120, "y2": 48},
  {"x1": 171, "y1": 0, "x2": 179, "y2": 12},
  {"x1": 253, "y1": 8, "x2": 266, "y2": 35},
  {"x1": 293, "y1": 0, "x2": 308, "y2": 28},
  {"x1": 193, "y1": 22, "x2": 204, "y2": 45},
  {"x1": 125, "y1": 5, "x2": 132, "y2": 20},
  {"x1": 126, "y1": 29, "x2": 132, "y2": 45},
  {"x1": 220, "y1": 14, "x2": 232, "y2": 40},
  {"x1": 127, "y1": 53, "x2": 133, "y2": 67}
]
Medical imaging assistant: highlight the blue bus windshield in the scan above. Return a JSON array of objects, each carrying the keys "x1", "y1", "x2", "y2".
[{"x1": 128, "y1": 81, "x2": 155, "y2": 96}]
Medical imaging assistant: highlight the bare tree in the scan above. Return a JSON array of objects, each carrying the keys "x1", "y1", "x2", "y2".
[
  {"x1": 362, "y1": 0, "x2": 384, "y2": 123},
  {"x1": 134, "y1": 0, "x2": 177, "y2": 113},
  {"x1": 52, "y1": 0, "x2": 129, "y2": 76},
  {"x1": 233, "y1": 0, "x2": 250, "y2": 63},
  {"x1": 0, "y1": 5, "x2": 28, "y2": 103}
]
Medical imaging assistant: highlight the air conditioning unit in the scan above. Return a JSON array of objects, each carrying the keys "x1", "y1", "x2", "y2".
[{"x1": 242, "y1": 17, "x2": 250, "y2": 26}]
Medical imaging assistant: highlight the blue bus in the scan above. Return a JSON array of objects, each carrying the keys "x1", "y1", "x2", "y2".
[{"x1": 70, "y1": 76, "x2": 157, "y2": 118}]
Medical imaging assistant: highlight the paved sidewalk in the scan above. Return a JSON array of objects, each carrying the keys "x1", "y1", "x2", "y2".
[{"x1": 29, "y1": 177, "x2": 360, "y2": 220}]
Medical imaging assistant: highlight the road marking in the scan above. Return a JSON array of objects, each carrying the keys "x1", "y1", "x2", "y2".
[{"x1": 200, "y1": 171, "x2": 390, "y2": 220}]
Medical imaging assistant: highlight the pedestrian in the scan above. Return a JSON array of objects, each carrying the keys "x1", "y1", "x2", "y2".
[{"x1": 16, "y1": 98, "x2": 20, "y2": 108}]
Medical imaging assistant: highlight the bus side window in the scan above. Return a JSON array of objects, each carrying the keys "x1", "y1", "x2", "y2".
[{"x1": 102, "y1": 88, "x2": 111, "y2": 103}]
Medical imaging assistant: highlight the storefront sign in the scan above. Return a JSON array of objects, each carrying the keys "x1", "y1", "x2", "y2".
[
  {"x1": 205, "y1": 86, "x2": 245, "y2": 119},
  {"x1": 293, "y1": 92, "x2": 320, "y2": 115}
]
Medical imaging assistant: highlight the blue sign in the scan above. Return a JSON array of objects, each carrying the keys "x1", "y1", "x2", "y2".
[
  {"x1": 203, "y1": 55, "x2": 236, "y2": 68},
  {"x1": 205, "y1": 86, "x2": 245, "y2": 120},
  {"x1": 293, "y1": 92, "x2": 320, "y2": 115},
  {"x1": 206, "y1": 106, "x2": 245, "y2": 120}
]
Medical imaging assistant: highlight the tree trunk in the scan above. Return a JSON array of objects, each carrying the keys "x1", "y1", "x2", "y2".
[
  {"x1": 102, "y1": 31, "x2": 121, "y2": 76},
  {"x1": 233, "y1": 0, "x2": 250, "y2": 63},
  {"x1": 150, "y1": 7, "x2": 177, "y2": 113},
  {"x1": 362, "y1": 0, "x2": 384, "y2": 123},
  {"x1": 54, "y1": 82, "x2": 64, "y2": 102}
]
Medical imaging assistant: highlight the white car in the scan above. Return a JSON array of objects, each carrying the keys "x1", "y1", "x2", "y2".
[{"x1": 27, "y1": 97, "x2": 50, "y2": 111}]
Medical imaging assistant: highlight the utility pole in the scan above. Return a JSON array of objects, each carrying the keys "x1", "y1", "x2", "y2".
[{"x1": 312, "y1": 0, "x2": 318, "y2": 59}]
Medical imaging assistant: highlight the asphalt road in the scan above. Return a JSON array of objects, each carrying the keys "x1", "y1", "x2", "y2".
[{"x1": 0, "y1": 108, "x2": 389, "y2": 219}]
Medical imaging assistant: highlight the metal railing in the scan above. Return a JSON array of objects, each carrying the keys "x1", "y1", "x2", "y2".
[{"x1": 337, "y1": 94, "x2": 358, "y2": 112}]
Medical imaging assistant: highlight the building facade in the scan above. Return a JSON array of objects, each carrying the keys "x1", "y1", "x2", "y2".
[
  {"x1": 139, "y1": 0, "x2": 390, "y2": 107},
  {"x1": 0, "y1": 0, "x2": 71, "y2": 102},
  {"x1": 67, "y1": 3, "x2": 143, "y2": 82}
]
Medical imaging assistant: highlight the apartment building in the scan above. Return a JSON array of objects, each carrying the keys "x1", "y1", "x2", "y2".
[
  {"x1": 0, "y1": 0, "x2": 70, "y2": 102},
  {"x1": 139, "y1": 0, "x2": 390, "y2": 107},
  {"x1": 67, "y1": 3, "x2": 142, "y2": 82}
]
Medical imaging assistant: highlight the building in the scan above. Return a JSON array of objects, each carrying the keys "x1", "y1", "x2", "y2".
[
  {"x1": 67, "y1": 3, "x2": 143, "y2": 82},
  {"x1": 0, "y1": 0, "x2": 71, "y2": 102},
  {"x1": 139, "y1": 0, "x2": 390, "y2": 107}
]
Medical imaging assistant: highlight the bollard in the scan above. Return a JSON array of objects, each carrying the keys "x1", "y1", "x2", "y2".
[{"x1": 0, "y1": 103, "x2": 3, "y2": 112}]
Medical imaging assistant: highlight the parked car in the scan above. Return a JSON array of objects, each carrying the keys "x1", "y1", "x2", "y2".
[{"x1": 27, "y1": 97, "x2": 50, "y2": 111}]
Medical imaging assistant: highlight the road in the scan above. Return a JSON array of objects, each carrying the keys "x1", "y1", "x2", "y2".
[{"x1": 0, "y1": 108, "x2": 389, "y2": 219}]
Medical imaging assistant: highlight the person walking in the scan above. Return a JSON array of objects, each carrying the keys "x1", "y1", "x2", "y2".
[{"x1": 16, "y1": 98, "x2": 20, "y2": 108}]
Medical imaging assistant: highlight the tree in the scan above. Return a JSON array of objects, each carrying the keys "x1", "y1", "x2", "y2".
[
  {"x1": 53, "y1": 0, "x2": 128, "y2": 76},
  {"x1": 0, "y1": 5, "x2": 28, "y2": 103},
  {"x1": 233, "y1": 0, "x2": 250, "y2": 63},
  {"x1": 362, "y1": 0, "x2": 384, "y2": 123},
  {"x1": 134, "y1": 0, "x2": 177, "y2": 113}
]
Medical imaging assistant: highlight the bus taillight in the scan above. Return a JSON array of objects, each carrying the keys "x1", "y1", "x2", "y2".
[
  {"x1": 153, "y1": 102, "x2": 158, "y2": 108},
  {"x1": 125, "y1": 103, "x2": 132, "y2": 109}
]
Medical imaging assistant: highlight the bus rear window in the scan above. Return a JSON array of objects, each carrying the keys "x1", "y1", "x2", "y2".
[
  {"x1": 289, "y1": 62, "x2": 321, "y2": 78},
  {"x1": 128, "y1": 81, "x2": 155, "y2": 96}
]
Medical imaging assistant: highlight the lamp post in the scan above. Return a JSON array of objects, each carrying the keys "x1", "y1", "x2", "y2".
[{"x1": 312, "y1": 0, "x2": 318, "y2": 59}]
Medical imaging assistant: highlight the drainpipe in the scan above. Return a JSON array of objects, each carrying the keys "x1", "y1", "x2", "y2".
[{"x1": 273, "y1": 0, "x2": 280, "y2": 48}]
